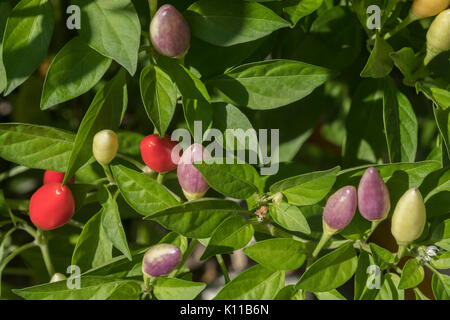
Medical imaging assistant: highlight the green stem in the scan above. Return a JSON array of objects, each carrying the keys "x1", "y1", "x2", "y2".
[
  {"x1": 116, "y1": 153, "x2": 146, "y2": 171},
  {"x1": 312, "y1": 231, "x2": 332, "y2": 259},
  {"x1": 384, "y1": 11, "x2": 418, "y2": 40},
  {"x1": 36, "y1": 229, "x2": 55, "y2": 278},
  {"x1": 149, "y1": 0, "x2": 157, "y2": 20},
  {"x1": 364, "y1": 220, "x2": 382, "y2": 241},
  {"x1": 0, "y1": 166, "x2": 29, "y2": 183},
  {"x1": 67, "y1": 219, "x2": 84, "y2": 229},
  {"x1": 156, "y1": 173, "x2": 165, "y2": 184},
  {"x1": 395, "y1": 244, "x2": 408, "y2": 262},
  {"x1": 216, "y1": 254, "x2": 230, "y2": 284},
  {"x1": 101, "y1": 163, "x2": 115, "y2": 184},
  {"x1": 0, "y1": 242, "x2": 36, "y2": 273}
]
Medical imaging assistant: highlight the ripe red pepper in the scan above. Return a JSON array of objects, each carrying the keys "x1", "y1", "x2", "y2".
[
  {"x1": 140, "y1": 134, "x2": 179, "y2": 173},
  {"x1": 29, "y1": 183, "x2": 75, "y2": 230},
  {"x1": 43, "y1": 170, "x2": 74, "y2": 184}
]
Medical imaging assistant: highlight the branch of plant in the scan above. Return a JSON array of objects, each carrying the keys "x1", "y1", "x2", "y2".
[
  {"x1": 216, "y1": 254, "x2": 230, "y2": 284},
  {"x1": 36, "y1": 228, "x2": 55, "y2": 277},
  {"x1": 116, "y1": 153, "x2": 146, "y2": 171}
]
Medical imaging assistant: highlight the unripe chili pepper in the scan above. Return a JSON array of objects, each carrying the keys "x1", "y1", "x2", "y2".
[
  {"x1": 177, "y1": 143, "x2": 210, "y2": 201},
  {"x1": 357, "y1": 167, "x2": 390, "y2": 221},
  {"x1": 142, "y1": 244, "x2": 182, "y2": 277},
  {"x1": 411, "y1": 0, "x2": 449, "y2": 19},
  {"x1": 140, "y1": 134, "x2": 178, "y2": 173},
  {"x1": 150, "y1": 4, "x2": 191, "y2": 58},
  {"x1": 50, "y1": 273, "x2": 67, "y2": 283},
  {"x1": 43, "y1": 170, "x2": 74, "y2": 184},
  {"x1": 391, "y1": 188, "x2": 426, "y2": 246},
  {"x1": 92, "y1": 130, "x2": 119, "y2": 166},
  {"x1": 424, "y1": 9, "x2": 450, "y2": 65},
  {"x1": 29, "y1": 183, "x2": 75, "y2": 230},
  {"x1": 323, "y1": 186, "x2": 357, "y2": 232}
]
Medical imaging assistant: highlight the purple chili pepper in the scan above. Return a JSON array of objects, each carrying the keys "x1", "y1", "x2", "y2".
[
  {"x1": 142, "y1": 244, "x2": 182, "y2": 277},
  {"x1": 358, "y1": 167, "x2": 391, "y2": 221},
  {"x1": 323, "y1": 186, "x2": 357, "y2": 231}
]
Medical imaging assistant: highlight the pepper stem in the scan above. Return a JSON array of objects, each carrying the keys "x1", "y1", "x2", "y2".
[{"x1": 312, "y1": 230, "x2": 333, "y2": 259}]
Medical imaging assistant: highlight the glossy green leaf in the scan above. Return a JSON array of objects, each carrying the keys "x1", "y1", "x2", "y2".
[
  {"x1": 398, "y1": 259, "x2": 424, "y2": 289},
  {"x1": 185, "y1": 0, "x2": 290, "y2": 47},
  {"x1": 40, "y1": 37, "x2": 112, "y2": 110},
  {"x1": 420, "y1": 167, "x2": 450, "y2": 218},
  {"x1": 434, "y1": 106, "x2": 450, "y2": 159},
  {"x1": 296, "y1": 243, "x2": 357, "y2": 292},
  {"x1": 244, "y1": 238, "x2": 307, "y2": 270},
  {"x1": 314, "y1": 289, "x2": 346, "y2": 300},
  {"x1": 72, "y1": 211, "x2": 113, "y2": 272},
  {"x1": 270, "y1": 166, "x2": 340, "y2": 206},
  {"x1": 117, "y1": 131, "x2": 145, "y2": 157},
  {"x1": 153, "y1": 277, "x2": 206, "y2": 300},
  {"x1": 64, "y1": 70, "x2": 127, "y2": 183},
  {"x1": 194, "y1": 161, "x2": 261, "y2": 199},
  {"x1": 360, "y1": 34, "x2": 393, "y2": 78},
  {"x1": 0, "y1": 2, "x2": 12, "y2": 93},
  {"x1": 354, "y1": 250, "x2": 378, "y2": 300},
  {"x1": 214, "y1": 264, "x2": 284, "y2": 300},
  {"x1": 201, "y1": 216, "x2": 254, "y2": 260},
  {"x1": 140, "y1": 65, "x2": 177, "y2": 136},
  {"x1": 207, "y1": 59, "x2": 336, "y2": 110},
  {"x1": 431, "y1": 252, "x2": 450, "y2": 269},
  {"x1": 147, "y1": 198, "x2": 244, "y2": 238},
  {"x1": 416, "y1": 82, "x2": 450, "y2": 110},
  {"x1": 383, "y1": 77, "x2": 418, "y2": 163},
  {"x1": 376, "y1": 273, "x2": 404, "y2": 300},
  {"x1": 269, "y1": 202, "x2": 310, "y2": 234},
  {"x1": 101, "y1": 187, "x2": 131, "y2": 261},
  {"x1": 12, "y1": 276, "x2": 142, "y2": 300},
  {"x1": 72, "y1": 0, "x2": 140, "y2": 75},
  {"x1": 0, "y1": 123, "x2": 74, "y2": 172},
  {"x1": 182, "y1": 98, "x2": 213, "y2": 138},
  {"x1": 432, "y1": 272, "x2": 450, "y2": 300},
  {"x1": 274, "y1": 285, "x2": 304, "y2": 300},
  {"x1": 283, "y1": 0, "x2": 324, "y2": 25},
  {"x1": 369, "y1": 243, "x2": 395, "y2": 270},
  {"x1": 112, "y1": 165, "x2": 179, "y2": 216},
  {"x1": 2, "y1": 0, "x2": 54, "y2": 95}
]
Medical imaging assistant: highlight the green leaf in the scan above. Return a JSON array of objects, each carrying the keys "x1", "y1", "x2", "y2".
[
  {"x1": 376, "y1": 273, "x2": 404, "y2": 300},
  {"x1": 72, "y1": 0, "x2": 140, "y2": 75},
  {"x1": 389, "y1": 47, "x2": 420, "y2": 85},
  {"x1": 416, "y1": 82, "x2": 450, "y2": 110},
  {"x1": 214, "y1": 264, "x2": 284, "y2": 300},
  {"x1": 369, "y1": 243, "x2": 395, "y2": 270},
  {"x1": 269, "y1": 203, "x2": 310, "y2": 234},
  {"x1": 314, "y1": 289, "x2": 346, "y2": 300},
  {"x1": 201, "y1": 216, "x2": 254, "y2": 260},
  {"x1": 72, "y1": 211, "x2": 113, "y2": 272},
  {"x1": 140, "y1": 65, "x2": 177, "y2": 136},
  {"x1": 185, "y1": 0, "x2": 290, "y2": 47},
  {"x1": 414, "y1": 288, "x2": 430, "y2": 300},
  {"x1": 0, "y1": 2, "x2": 12, "y2": 93},
  {"x1": 274, "y1": 285, "x2": 304, "y2": 300},
  {"x1": 117, "y1": 131, "x2": 145, "y2": 157},
  {"x1": 182, "y1": 98, "x2": 213, "y2": 138},
  {"x1": 270, "y1": 166, "x2": 340, "y2": 206},
  {"x1": 360, "y1": 34, "x2": 393, "y2": 78},
  {"x1": 100, "y1": 188, "x2": 131, "y2": 261},
  {"x1": 420, "y1": 167, "x2": 450, "y2": 218},
  {"x1": 64, "y1": 69, "x2": 127, "y2": 183},
  {"x1": 431, "y1": 252, "x2": 450, "y2": 269},
  {"x1": 194, "y1": 161, "x2": 261, "y2": 199},
  {"x1": 207, "y1": 59, "x2": 336, "y2": 110},
  {"x1": 111, "y1": 165, "x2": 179, "y2": 216},
  {"x1": 434, "y1": 106, "x2": 450, "y2": 159},
  {"x1": 296, "y1": 243, "x2": 357, "y2": 292},
  {"x1": 354, "y1": 250, "x2": 378, "y2": 300},
  {"x1": 283, "y1": 0, "x2": 324, "y2": 25},
  {"x1": 12, "y1": 276, "x2": 142, "y2": 300},
  {"x1": 398, "y1": 259, "x2": 424, "y2": 289},
  {"x1": 432, "y1": 273, "x2": 450, "y2": 300},
  {"x1": 383, "y1": 77, "x2": 418, "y2": 163},
  {"x1": 156, "y1": 55, "x2": 211, "y2": 102},
  {"x1": 153, "y1": 277, "x2": 206, "y2": 300},
  {"x1": 40, "y1": 37, "x2": 112, "y2": 110},
  {"x1": 2, "y1": 0, "x2": 54, "y2": 95},
  {"x1": 147, "y1": 198, "x2": 244, "y2": 238},
  {"x1": 244, "y1": 238, "x2": 307, "y2": 270},
  {"x1": 0, "y1": 123, "x2": 74, "y2": 172}
]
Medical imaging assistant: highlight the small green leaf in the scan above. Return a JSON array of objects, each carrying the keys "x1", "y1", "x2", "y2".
[
  {"x1": 270, "y1": 166, "x2": 340, "y2": 206},
  {"x1": 360, "y1": 34, "x2": 393, "y2": 78},
  {"x1": 201, "y1": 216, "x2": 254, "y2": 260},
  {"x1": 296, "y1": 243, "x2": 357, "y2": 292},
  {"x1": 72, "y1": 211, "x2": 113, "y2": 272},
  {"x1": 269, "y1": 202, "x2": 310, "y2": 234},
  {"x1": 64, "y1": 69, "x2": 127, "y2": 184},
  {"x1": 244, "y1": 238, "x2": 307, "y2": 270},
  {"x1": 274, "y1": 285, "x2": 304, "y2": 300},
  {"x1": 185, "y1": 0, "x2": 290, "y2": 47},
  {"x1": 416, "y1": 82, "x2": 450, "y2": 110},
  {"x1": 207, "y1": 59, "x2": 336, "y2": 110},
  {"x1": 354, "y1": 250, "x2": 378, "y2": 300},
  {"x1": 12, "y1": 276, "x2": 142, "y2": 300},
  {"x1": 194, "y1": 161, "x2": 261, "y2": 199},
  {"x1": 40, "y1": 37, "x2": 112, "y2": 110},
  {"x1": 398, "y1": 259, "x2": 424, "y2": 289},
  {"x1": 283, "y1": 0, "x2": 324, "y2": 25},
  {"x1": 314, "y1": 289, "x2": 346, "y2": 300},
  {"x1": 0, "y1": 123, "x2": 74, "y2": 172},
  {"x1": 101, "y1": 187, "x2": 132, "y2": 261},
  {"x1": 153, "y1": 277, "x2": 206, "y2": 300},
  {"x1": 214, "y1": 264, "x2": 284, "y2": 300},
  {"x1": 376, "y1": 273, "x2": 404, "y2": 300},
  {"x1": 432, "y1": 272, "x2": 450, "y2": 300},
  {"x1": 2, "y1": 0, "x2": 54, "y2": 95},
  {"x1": 182, "y1": 98, "x2": 213, "y2": 138},
  {"x1": 111, "y1": 165, "x2": 179, "y2": 216},
  {"x1": 369, "y1": 243, "x2": 395, "y2": 270},
  {"x1": 140, "y1": 65, "x2": 177, "y2": 136},
  {"x1": 431, "y1": 252, "x2": 450, "y2": 269},
  {"x1": 0, "y1": 2, "x2": 12, "y2": 93}
]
